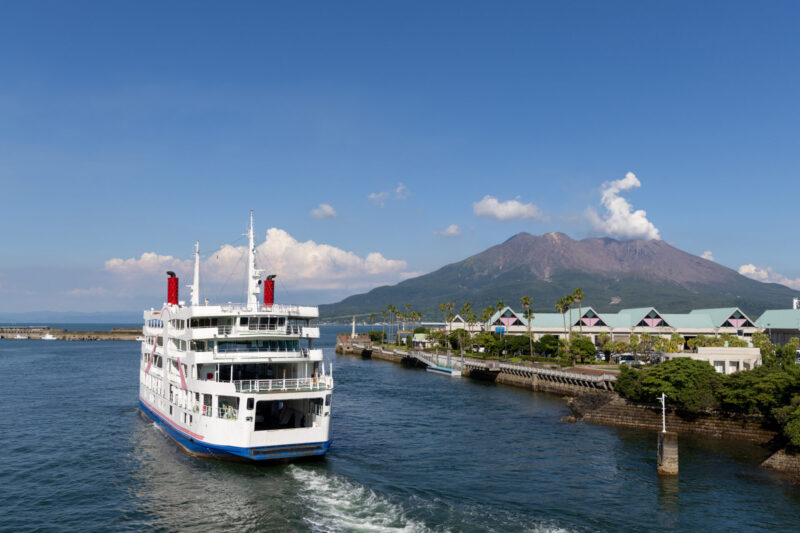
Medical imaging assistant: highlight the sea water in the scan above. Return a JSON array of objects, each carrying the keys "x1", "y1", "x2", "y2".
[{"x1": 1, "y1": 327, "x2": 799, "y2": 532}]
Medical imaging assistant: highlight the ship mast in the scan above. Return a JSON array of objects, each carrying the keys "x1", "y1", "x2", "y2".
[
  {"x1": 190, "y1": 241, "x2": 201, "y2": 306},
  {"x1": 246, "y1": 211, "x2": 265, "y2": 308}
]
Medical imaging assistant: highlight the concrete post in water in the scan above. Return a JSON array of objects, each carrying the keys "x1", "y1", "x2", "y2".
[{"x1": 657, "y1": 393, "x2": 678, "y2": 475}]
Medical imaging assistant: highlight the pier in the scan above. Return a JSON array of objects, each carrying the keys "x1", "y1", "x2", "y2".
[{"x1": 336, "y1": 334, "x2": 617, "y2": 395}]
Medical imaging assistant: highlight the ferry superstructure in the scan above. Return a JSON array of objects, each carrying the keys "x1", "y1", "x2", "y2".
[{"x1": 139, "y1": 214, "x2": 332, "y2": 461}]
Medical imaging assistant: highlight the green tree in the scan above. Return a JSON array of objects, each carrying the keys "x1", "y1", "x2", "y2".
[
  {"x1": 534, "y1": 334, "x2": 562, "y2": 356},
  {"x1": 571, "y1": 335, "x2": 596, "y2": 364},
  {"x1": 430, "y1": 329, "x2": 447, "y2": 348},
  {"x1": 613, "y1": 340, "x2": 630, "y2": 355},
  {"x1": 617, "y1": 358, "x2": 722, "y2": 414},
  {"x1": 448, "y1": 329, "x2": 466, "y2": 351},
  {"x1": 602, "y1": 342, "x2": 614, "y2": 362},
  {"x1": 629, "y1": 334, "x2": 641, "y2": 358},
  {"x1": 668, "y1": 332, "x2": 684, "y2": 353},
  {"x1": 505, "y1": 334, "x2": 530, "y2": 356}
]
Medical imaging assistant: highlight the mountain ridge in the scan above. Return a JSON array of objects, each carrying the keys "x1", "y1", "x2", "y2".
[{"x1": 320, "y1": 232, "x2": 799, "y2": 320}]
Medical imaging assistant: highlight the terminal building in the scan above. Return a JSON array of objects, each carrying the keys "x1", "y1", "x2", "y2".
[{"x1": 449, "y1": 306, "x2": 762, "y2": 345}]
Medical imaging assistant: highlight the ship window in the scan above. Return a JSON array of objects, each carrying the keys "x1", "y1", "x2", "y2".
[
  {"x1": 325, "y1": 394, "x2": 331, "y2": 406},
  {"x1": 247, "y1": 398, "x2": 254, "y2": 410},
  {"x1": 240, "y1": 317, "x2": 249, "y2": 326}
]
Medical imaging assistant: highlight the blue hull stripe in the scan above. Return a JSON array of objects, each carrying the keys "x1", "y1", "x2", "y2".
[{"x1": 139, "y1": 398, "x2": 331, "y2": 461}]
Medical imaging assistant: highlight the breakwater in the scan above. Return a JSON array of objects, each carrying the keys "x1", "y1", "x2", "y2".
[{"x1": 0, "y1": 326, "x2": 139, "y2": 341}]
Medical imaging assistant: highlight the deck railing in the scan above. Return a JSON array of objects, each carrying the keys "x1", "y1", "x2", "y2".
[{"x1": 233, "y1": 376, "x2": 333, "y2": 393}]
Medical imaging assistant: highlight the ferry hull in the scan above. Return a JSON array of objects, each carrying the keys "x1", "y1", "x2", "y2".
[{"x1": 139, "y1": 398, "x2": 331, "y2": 462}]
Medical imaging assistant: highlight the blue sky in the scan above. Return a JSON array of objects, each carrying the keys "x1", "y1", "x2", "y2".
[{"x1": 2, "y1": 1, "x2": 799, "y2": 313}]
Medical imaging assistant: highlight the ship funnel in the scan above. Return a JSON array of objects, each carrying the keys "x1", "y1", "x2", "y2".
[
  {"x1": 264, "y1": 274, "x2": 276, "y2": 307},
  {"x1": 166, "y1": 271, "x2": 179, "y2": 305}
]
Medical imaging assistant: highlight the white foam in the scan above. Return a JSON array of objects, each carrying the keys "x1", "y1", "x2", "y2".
[{"x1": 289, "y1": 466, "x2": 428, "y2": 532}]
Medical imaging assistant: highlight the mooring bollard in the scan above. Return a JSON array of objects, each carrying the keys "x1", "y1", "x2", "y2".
[{"x1": 657, "y1": 392, "x2": 678, "y2": 475}]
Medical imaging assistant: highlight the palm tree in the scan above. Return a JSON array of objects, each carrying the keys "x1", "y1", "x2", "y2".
[
  {"x1": 381, "y1": 310, "x2": 387, "y2": 344},
  {"x1": 555, "y1": 297, "x2": 568, "y2": 350},
  {"x1": 369, "y1": 313, "x2": 375, "y2": 325},
  {"x1": 521, "y1": 295, "x2": 534, "y2": 356},
  {"x1": 460, "y1": 302, "x2": 472, "y2": 353},
  {"x1": 481, "y1": 306, "x2": 495, "y2": 331},
  {"x1": 496, "y1": 300, "x2": 505, "y2": 312},
  {"x1": 446, "y1": 311, "x2": 455, "y2": 349},
  {"x1": 387, "y1": 304, "x2": 396, "y2": 344},
  {"x1": 467, "y1": 311, "x2": 477, "y2": 352},
  {"x1": 479, "y1": 307, "x2": 493, "y2": 329},
  {"x1": 565, "y1": 294, "x2": 575, "y2": 346},
  {"x1": 573, "y1": 288, "x2": 585, "y2": 335}
]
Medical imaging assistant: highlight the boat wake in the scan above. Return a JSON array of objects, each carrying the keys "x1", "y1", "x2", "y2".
[
  {"x1": 289, "y1": 466, "x2": 576, "y2": 533},
  {"x1": 289, "y1": 466, "x2": 427, "y2": 532}
]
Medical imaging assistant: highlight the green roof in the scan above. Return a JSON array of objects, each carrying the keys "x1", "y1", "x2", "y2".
[
  {"x1": 688, "y1": 308, "x2": 753, "y2": 327},
  {"x1": 528, "y1": 313, "x2": 569, "y2": 328},
  {"x1": 660, "y1": 313, "x2": 714, "y2": 328},
  {"x1": 755, "y1": 309, "x2": 800, "y2": 330}
]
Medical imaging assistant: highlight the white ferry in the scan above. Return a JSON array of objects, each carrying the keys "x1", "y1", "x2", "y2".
[{"x1": 139, "y1": 214, "x2": 332, "y2": 461}]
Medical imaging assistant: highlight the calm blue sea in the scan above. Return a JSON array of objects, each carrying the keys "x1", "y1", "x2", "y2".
[{"x1": 1, "y1": 326, "x2": 799, "y2": 532}]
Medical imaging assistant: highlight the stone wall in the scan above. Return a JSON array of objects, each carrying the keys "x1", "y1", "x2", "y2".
[
  {"x1": 762, "y1": 448, "x2": 800, "y2": 478},
  {"x1": 571, "y1": 394, "x2": 776, "y2": 443}
]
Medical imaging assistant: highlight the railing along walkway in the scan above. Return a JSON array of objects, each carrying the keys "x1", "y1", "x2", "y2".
[{"x1": 234, "y1": 376, "x2": 333, "y2": 393}]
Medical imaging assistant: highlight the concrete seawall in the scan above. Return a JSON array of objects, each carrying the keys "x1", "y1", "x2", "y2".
[{"x1": 569, "y1": 393, "x2": 776, "y2": 443}]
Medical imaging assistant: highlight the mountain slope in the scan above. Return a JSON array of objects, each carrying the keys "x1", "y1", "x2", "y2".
[{"x1": 320, "y1": 233, "x2": 799, "y2": 320}]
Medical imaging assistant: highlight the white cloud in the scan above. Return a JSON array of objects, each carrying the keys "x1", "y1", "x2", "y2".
[
  {"x1": 701, "y1": 251, "x2": 714, "y2": 261},
  {"x1": 585, "y1": 172, "x2": 660, "y2": 240},
  {"x1": 368, "y1": 191, "x2": 389, "y2": 207},
  {"x1": 66, "y1": 286, "x2": 109, "y2": 296},
  {"x1": 435, "y1": 224, "x2": 461, "y2": 237},
  {"x1": 310, "y1": 203, "x2": 336, "y2": 219},
  {"x1": 106, "y1": 228, "x2": 413, "y2": 290},
  {"x1": 368, "y1": 182, "x2": 410, "y2": 207},
  {"x1": 473, "y1": 195, "x2": 546, "y2": 221},
  {"x1": 104, "y1": 252, "x2": 191, "y2": 278},
  {"x1": 738, "y1": 264, "x2": 800, "y2": 290},
  {"x1": 395, "y1": 182, "x2": 410, "y2": 200}
]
